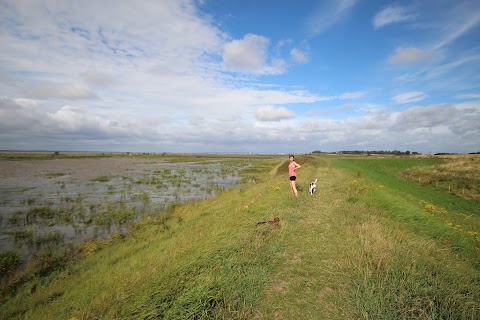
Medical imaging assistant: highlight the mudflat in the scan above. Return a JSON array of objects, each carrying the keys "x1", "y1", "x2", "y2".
[
  {"x1": 0, "y1": 157, "x2": 165, "y2": 189},
  {"x1": 0, "y1": 156, "x2": 241, "y2": 256}
]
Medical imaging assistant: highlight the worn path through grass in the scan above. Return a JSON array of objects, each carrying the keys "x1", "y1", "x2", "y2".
[
  {"x1": 256, "y1": 156, "x2": 479, "y2": 319},
  {"x1": 255, "y1": 158, "x2": 349, "y2": 318}
]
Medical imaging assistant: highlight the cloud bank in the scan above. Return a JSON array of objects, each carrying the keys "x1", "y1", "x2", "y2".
[{"x1": 1, "y1": 96, "x2": 478, "y2": 154}]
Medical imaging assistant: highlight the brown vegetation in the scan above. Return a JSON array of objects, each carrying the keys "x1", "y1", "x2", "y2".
[{"x1": 400, "y1": 155, "x2": 480, "y2": 200}]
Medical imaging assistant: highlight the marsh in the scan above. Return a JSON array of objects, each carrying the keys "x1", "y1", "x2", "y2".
[{"x1": 0, "y1": 155, "x2": 243, "y2": 260}]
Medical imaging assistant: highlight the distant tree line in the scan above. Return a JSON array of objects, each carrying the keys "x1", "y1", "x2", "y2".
[
  {"x1": 435, "y1": 152, "x2": 480, "y2": 155},
  {"x1": 312, "y1": 150, "x2": 420, "y2": 155}
]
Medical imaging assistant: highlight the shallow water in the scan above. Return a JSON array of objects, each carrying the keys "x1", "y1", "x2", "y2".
[{"x1": 0, "y1": 157, "x2": 243, "y2": 260}]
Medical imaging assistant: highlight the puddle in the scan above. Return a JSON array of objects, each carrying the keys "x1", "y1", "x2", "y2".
[{"x1": 0, "y1": 157, "x2": 244, "y2": 260}]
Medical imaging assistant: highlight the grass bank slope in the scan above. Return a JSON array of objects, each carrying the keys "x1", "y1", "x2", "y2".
[{"x1": 1, "y1": 155, "x2": 479, "y2": 319}]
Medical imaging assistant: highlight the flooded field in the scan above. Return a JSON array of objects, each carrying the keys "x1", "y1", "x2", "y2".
[{"x1": 0, "y1": 156, "x2": 245, "y2": 260}]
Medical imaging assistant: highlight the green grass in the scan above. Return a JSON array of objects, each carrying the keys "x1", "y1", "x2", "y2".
[
  {"x1": 331, "y1": 157, "x2": 479, "y2": 215},
  {"x1": 1, "y1": 154, "x2": 478, "y2": 319},
  {"x1": 257, "y1": 156, "x2": 479, "y2": 319}
]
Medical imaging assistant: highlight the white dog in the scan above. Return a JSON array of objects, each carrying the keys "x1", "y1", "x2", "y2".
[{"x1": 309, "y1": 178, "x2": 317, "y2": 195}]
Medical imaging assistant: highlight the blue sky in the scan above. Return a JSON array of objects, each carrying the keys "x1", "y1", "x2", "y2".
[{"x1": 0, "y1": 0, "x2": 479, "y2": 153}]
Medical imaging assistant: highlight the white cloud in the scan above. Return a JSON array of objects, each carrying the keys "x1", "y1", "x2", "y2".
[
  {"x1": 25, "y1": 82, "x2": 98, "y2": 100},
  {"x1": 423, "y1": 54, "x2": 480, "y2": 80},
  {"x1": 304, "y1": 102, "x2": 480, "y2": 153},
  {"x1": 0, "y1": 1, "x2": 223, "y2": 70},
  {"x1": 81, "y1": 71, "x2": 115, "y2": 86},
  {"x1": 267, "y1": 58, "x2": 288, "y2": 75},
  {"x1": 394, "y1": 53, "x2": 480, "y2": 90},
  {"x1": 0, "y1": 97, "x2": 139, "y2": 142},
  {"x1": 456, "y1": 93, "x2": 480, "y2": 99},
  {"x1": 307, "y1": 91, "x2": 366, "y2": 103},
  {"x1": 392, "y1": 92, "x2": 427, "y2": 104},
  {"x1": 222, "y1": 34, "x2": 286, "y2": 74},
  {"x1": 373, "y1": 5, "x2": 416, "y2": 29},
  {"x1": 339, "y1": 91, "x2": 365, "y2": 99},
  {"x1": 0, "y1": 97, "x2": 43, "y2": 133},
  {"x1": 388, "y1": 47, "x2": 439, "y2": 64},
  {"x1": 306, "y1": 0, "x2": 358, "y2": 36},
  {"x1": 223, "y1": 34, "x2": 269, "y2": 72},
  {"x1": 1, "y1": 97, "x2": 478, "y2": 154},
  {"x1": 0, "y1": 1, "x2": 308, "y2": 118},
  {"x1": 255, "y1": 105, "x2": 295, "y2": 122},
  {"x1": 433, "y1": 12, "x2": 480, "y2": 50},
  {"x1": 290, "y1": 48, "x2": 309, "y2": 64},
  {"x1": 48, "y1": 105, "x2": 102, "y2": 132},
  {"x1": 392, "y1": 104, "x2": 456, "y2": 129},
  {"x1": 13, "y1": 98, "x2": 39, "y2": 108}
]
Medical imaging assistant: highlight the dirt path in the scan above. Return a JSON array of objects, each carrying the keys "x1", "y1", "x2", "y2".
[{"x1": 253, "y1": 161, "x2": 352, "y2": 319}]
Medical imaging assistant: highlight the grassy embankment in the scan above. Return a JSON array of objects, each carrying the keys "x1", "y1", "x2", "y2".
[{"x1": 1, "y1": 155, "x2": 479, "y2": 319}]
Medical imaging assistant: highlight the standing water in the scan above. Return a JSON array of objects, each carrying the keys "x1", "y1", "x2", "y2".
[{"x1": 0, "y1": 156, "x2": 245, "y2": 261}]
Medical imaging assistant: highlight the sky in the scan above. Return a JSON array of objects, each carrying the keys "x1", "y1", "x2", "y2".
[{"x1": 0, "y1": 0, "x2": 479, "y2": 154}]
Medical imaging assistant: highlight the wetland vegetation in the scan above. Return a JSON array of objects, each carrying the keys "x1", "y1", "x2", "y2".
[{"x1": 0, "y1": 153, "x2": 279, "y2": 282}]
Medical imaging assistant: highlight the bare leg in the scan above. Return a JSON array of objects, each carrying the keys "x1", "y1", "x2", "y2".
[{"x1": 290, "y1": 180, "x2": 298, "y2": 197}]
